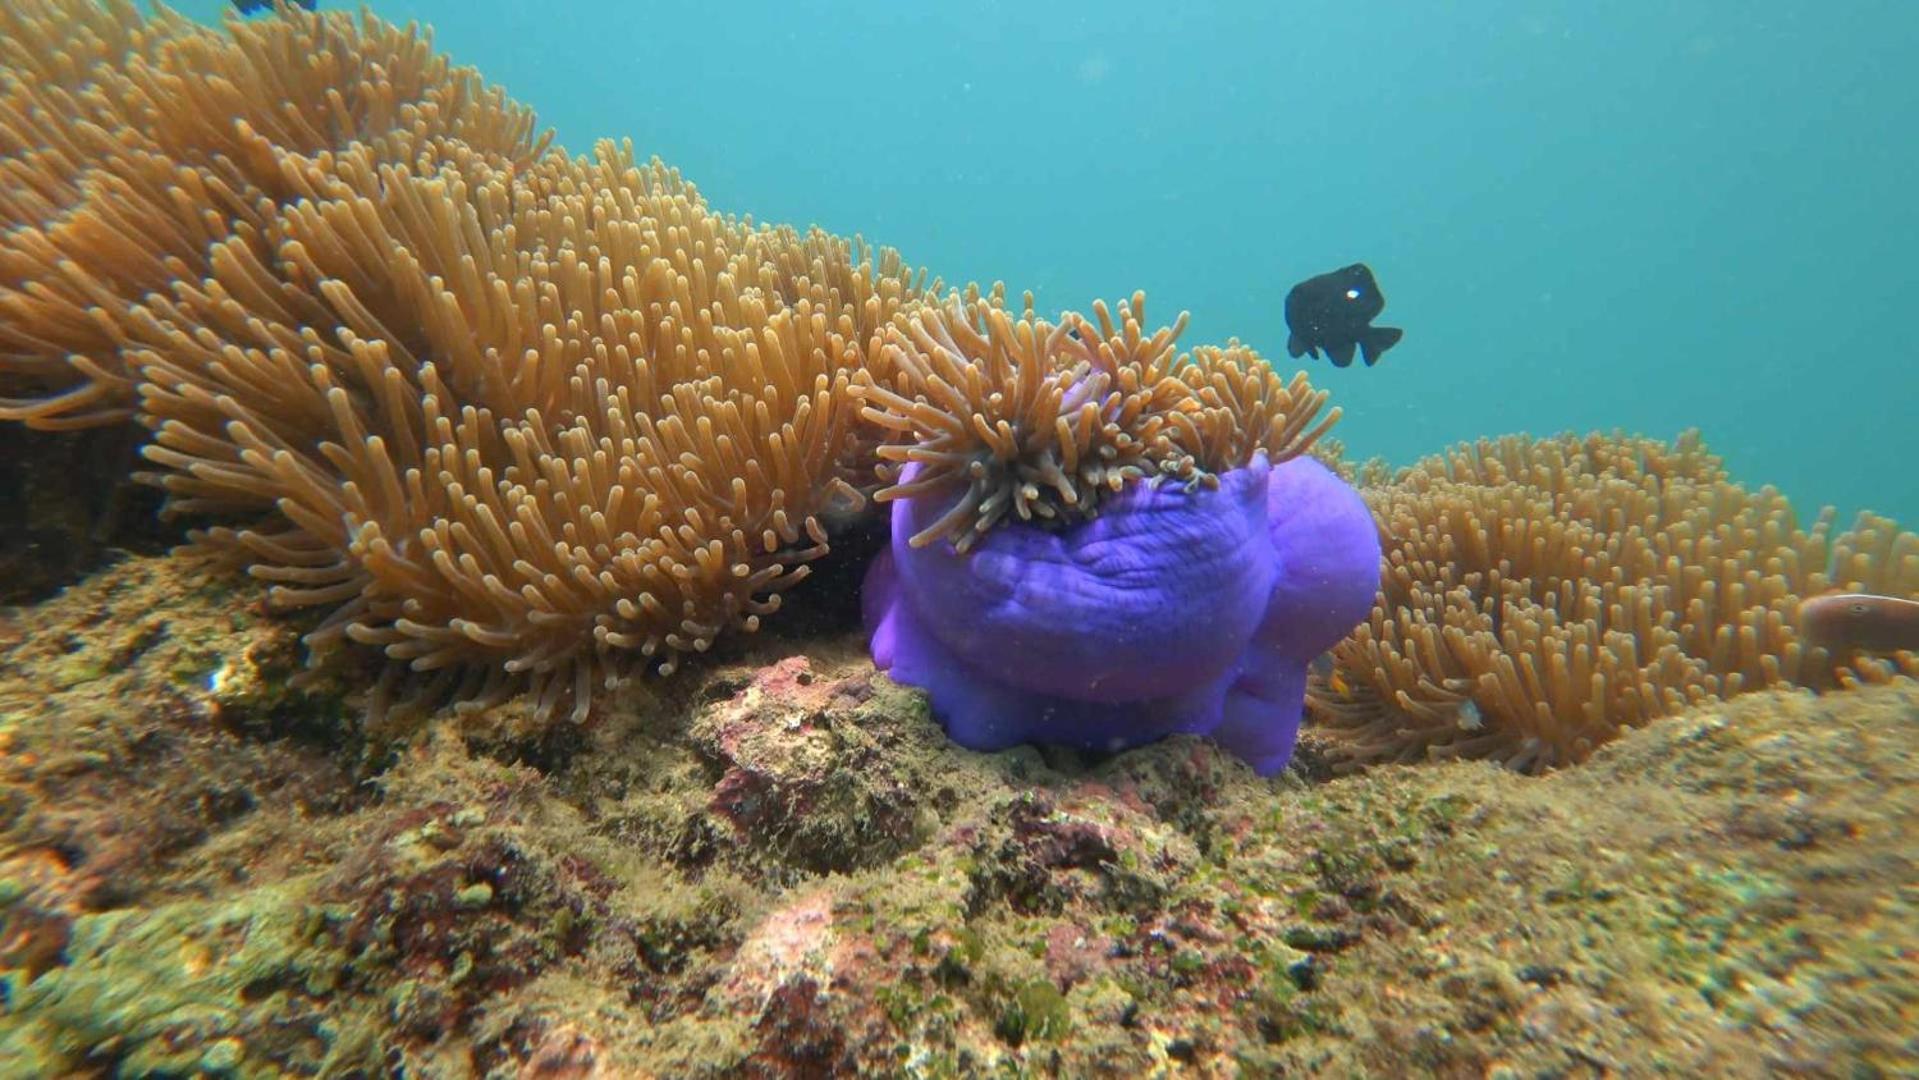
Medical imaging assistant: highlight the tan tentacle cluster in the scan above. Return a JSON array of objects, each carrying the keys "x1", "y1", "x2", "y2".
[
  {"x1": 1307, "y1": 431, "x2": 1919, "y2": 772},
  {"x1": 0, "y1": 2, "x2": 925, "y2": 726},
  {"x1": 852, "y1": 289, "x2": 1337, "y2": 551},
  {"x1": 127, "y1": 140, "x2": 918, "y2": 721},
  {"x1": 0, "y1": 0, "x2": 546, "y2": 429}
]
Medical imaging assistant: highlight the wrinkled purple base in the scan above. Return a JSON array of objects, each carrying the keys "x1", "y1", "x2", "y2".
[{"x1": 863, "y1": 455, "x2": 1381, "y2": 775}]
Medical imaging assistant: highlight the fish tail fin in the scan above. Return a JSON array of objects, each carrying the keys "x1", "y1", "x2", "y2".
[{"x1": 1360, "y1": 326, "x2": 1403, "y2": 366}]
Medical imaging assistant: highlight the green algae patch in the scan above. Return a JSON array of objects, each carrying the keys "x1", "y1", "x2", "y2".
[{"x1": 997, "y1": 979, "x2": 1072, "y2": 1044}]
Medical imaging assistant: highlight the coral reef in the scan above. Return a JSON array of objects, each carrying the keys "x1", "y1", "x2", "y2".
[
  {"x1": 1305, "y1": 430, "x2": 1919, "y2": 772},
  {"x1": 1, "y1": 559, "x2": 1913, "y2": 1075}
]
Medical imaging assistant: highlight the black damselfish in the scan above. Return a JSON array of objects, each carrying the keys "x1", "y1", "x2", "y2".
[
  {"x1": 232, "y1": 0, "x2": 317, "y2": 13},
  {"x1": 1283, "y1": 263, "x2": 1403, "y2": 368}
]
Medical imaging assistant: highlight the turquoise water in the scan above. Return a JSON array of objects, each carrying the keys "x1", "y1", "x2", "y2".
[{"x1": 185, "y1": 1, "x2": 1919, "y2": 527}]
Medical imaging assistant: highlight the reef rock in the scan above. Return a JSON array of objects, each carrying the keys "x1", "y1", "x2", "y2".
[{"x1": 0, "y1": 557, "x2": 1914, "y2": 1076}]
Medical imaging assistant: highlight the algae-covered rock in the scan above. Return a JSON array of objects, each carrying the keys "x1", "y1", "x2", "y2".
[
  {"x1": 0, "y1": 557, "x2": 356, "y2": 913},
  {"x1": 0, "y1": 558, "x2": 1914, "y2": 1076},
  {"x1": 684, "y1": 655, "x2": 951, "y2": 877},
  {"x1": 0, "y1": 884, "x2": 368, "y2": 1077}
]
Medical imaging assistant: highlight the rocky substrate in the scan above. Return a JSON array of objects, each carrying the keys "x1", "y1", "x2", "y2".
[{"x1": 0, "y1": 557, "x2": 1913, "y2": 1077}]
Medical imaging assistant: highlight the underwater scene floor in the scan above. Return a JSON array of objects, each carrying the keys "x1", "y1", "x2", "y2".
[{"x1": 0, "y1": 555, "x2": 1911, "y2": 1077}]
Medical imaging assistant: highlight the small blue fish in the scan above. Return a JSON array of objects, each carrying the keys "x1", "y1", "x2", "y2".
[{"x1": 232, "y1": 0, "x2": 318, "y2": 14}]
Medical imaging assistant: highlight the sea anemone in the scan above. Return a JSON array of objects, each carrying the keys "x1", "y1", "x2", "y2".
[
  {"x1": 132, "y1": 139, "x2": 924, "y2": 723},
  {"x1": 0, "y1": 0, "x2": 546, "y2": 428},
  {"x1": 858, "y1": 291, "x2": 1374, "y2": 774},
  {"x1": 0, "y1": 1, "x2": 926, "y2": 726},
  {"x1": 1305, "y1": 430, "x2": 1919, "y2": 772}
]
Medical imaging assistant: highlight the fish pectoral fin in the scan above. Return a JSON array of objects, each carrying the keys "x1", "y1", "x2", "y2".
[
  {"x1": 1327, "y1": 339, "x2": 1357, "y2": 367},
  {"x1": 1360, "y1": 325, "x2": 1403, "y2": 366}
]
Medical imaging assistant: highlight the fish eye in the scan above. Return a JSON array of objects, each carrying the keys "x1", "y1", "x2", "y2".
[{"x1": 1344, "y1": 288, "x2": 1361, "y2": 300}]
